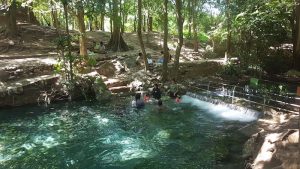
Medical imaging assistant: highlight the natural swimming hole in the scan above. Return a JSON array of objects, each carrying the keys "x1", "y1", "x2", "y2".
[{"x1": 0, "y1": 95, "x2": 258, "y2": 169}]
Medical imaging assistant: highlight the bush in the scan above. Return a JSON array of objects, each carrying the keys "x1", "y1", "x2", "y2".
[
  {"x1": 286, "y1": 70, "x2": 300, "y2": 77},
  {"x1": 221, "y1": 63, "x2": 241, "y2": 77},
  {"x1": 261, "y1": 49, "x2": 292, "y2": 75}
]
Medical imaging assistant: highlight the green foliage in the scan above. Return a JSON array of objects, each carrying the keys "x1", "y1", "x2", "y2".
[
  {"x1": 95, "y1": 77, "x2": 107, "y2": 93},
  {"x1": 258, "y1": 83, "x2": 288, "y2": 99},
  {"x1": 199, "y1": 32, "x2": 210, "y2": 43},
  {"x1": 286, "y1": 70, "x2": 300, "y2": 77},
  {"x1": 261, "y1": 49, "x2": 292, "y2": 75},
  {"x1": 53, "y1": 62, "x2": 62, "y2": 74},
  {"x1": 221, "y1": 63, "x2": 241, "y2": 77},
  {"x1": 53, "y1": 35, "x2": 76, "y2": 83},
  {"x1": 87, "y1": 57, "x2": 97, "y2": 67},
  {"x1": 54, "y1": 35, "x2": 70, "y2": 50}
]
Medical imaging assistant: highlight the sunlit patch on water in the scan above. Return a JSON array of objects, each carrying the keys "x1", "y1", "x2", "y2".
[
  {"x1": 21, "y1": 143, "x2": 36, "y2": 150},
  {"x1": 0, "y1": 154, "x2": 12, "y2": 164},
  {"x1": 153, "y1": 130, "x2": 170, "y2": 144},
  {"x1": 33, "y1": 135, "x2": 60, "y2": 148},
  {"x1": 99, "y1": 134, "x2": 154, "y2": 162},
  {"x1": 94, "y1": 115, "x2": 109, "y2": 125},
  {"x1": 120, "y1": 148, "x2": 152, "y2": 161}
]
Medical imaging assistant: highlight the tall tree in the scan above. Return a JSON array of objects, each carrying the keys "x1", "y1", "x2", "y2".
[
  {"x1": 225, "y1": 0, "x2": 231, "y2": 59},
  {"x1": 174, "y1": 0, "x2": 183, "y2": 79},
  {"x1": 294, "y1": 0, "x2": 300, "y2": 151},
  {"x1": 162, "y1": 0, "x2": 169, "y2": 81},
  {"x1": 148, "y1": 14, "x2": 153, "y2": 31},
  {"x1": 62, "y1": 0, "x2": 73, "y2": 81},
  {"x1": 187, "y1": 0, "x2": 192, "y2": 39},
  {"x1": 76, "y1": 1, "x2": 88, "y2": 57},
  {"x1": 7, "y1": 0, "x2": 17, "y2": 36},
  {"x1": 137, "y1": 0, "x2": 149, "y2": 70},
  {"x1": 295, "y1": 0, "x2": 300, "y2": 70},
  {"x1": 50, "y1": 0, "x2": 59, "y2": 29},
  {"x1": 107, "y1": 0, "x2": 129, "y2": 51},
  {"x1": 192, "y1": 0, "x2": 198, "y2": 52}
]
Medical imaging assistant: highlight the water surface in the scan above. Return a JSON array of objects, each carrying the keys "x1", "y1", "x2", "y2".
[{"x1": 0, "y1": 96, "x2": 255, "y2": 169}]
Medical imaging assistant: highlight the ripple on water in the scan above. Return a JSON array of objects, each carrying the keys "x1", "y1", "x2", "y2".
[
  {"x1": 99, "y1": 133, "x2": 155, "y2": 163},
  {"x1": 94, "y1": 115, "x2": 109, "y2": 125},
  {"x1": 33, "y1": 135, "x2": 60, "y2": 148}
]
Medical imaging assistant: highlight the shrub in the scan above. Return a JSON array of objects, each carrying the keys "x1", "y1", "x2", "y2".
[
  {"x1": 221, "y1": 63, "x2": 241, "y2": 77},
  {"x1": 261, "y1": 49, "x2": 292, "y2": 75}
]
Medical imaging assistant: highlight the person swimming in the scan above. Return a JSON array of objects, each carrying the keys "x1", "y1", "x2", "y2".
[
  {"x1": 143, "y1": 92, "x2": 150, "y2": 103},
  {"x1": 132, "y1": 93, "x2": 145, "y2": 109},
  {"x1": 175, "y1": 95, "x2": 181, "y2": 103},
  {"x1": 152, "y1": 84, "x2": 161, "y2": 100}
]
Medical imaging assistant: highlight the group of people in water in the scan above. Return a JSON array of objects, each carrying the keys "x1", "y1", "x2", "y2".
[{"x1": 132, "y1": 81, "x2": 181, "y2": 110}]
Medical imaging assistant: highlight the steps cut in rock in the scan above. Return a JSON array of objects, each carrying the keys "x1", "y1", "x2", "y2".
[
  {"x1": 104, "y1": 78, "x2": 130, "y2": 88},
  {"x1": 109, "y1": 86, "x2": 131, "y2": 94}
]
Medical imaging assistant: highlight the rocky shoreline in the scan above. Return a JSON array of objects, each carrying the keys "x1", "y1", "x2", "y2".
[{"x1": 241, "y1": 110, "x2": 299, "y2": 169}]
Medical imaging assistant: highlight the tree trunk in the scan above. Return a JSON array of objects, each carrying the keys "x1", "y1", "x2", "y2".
[
  {"x1": 174, "y1": 0, "x2": 183, "y2": 79},
  {"x1": 137, "y1": 0, "x2": 149, "y2": 70},
  {"x1": 88, "y1": 18, "x2": 93, "y2": 31},
  {"x1": 100, "y1": 13, "x2": 105, "y2": 30},
  {"x1": 107, "y1": 0, "x2": 129, "y2": 51},
  {"x1": 143, "y1": 15, "x2": 146, "y2": 32},
  {"x1": 133, "y1": 15, "x2": 137, "y2": 32},
  {"x1": 120, "y1": 0, "x2": 124, "y2": 33},
  {"x1": 133, "y1": 0, "x2": 137, "y2": 32},
  {"x1": 188, "y1": 0, "x2": 192, "y2": 39},
  {"x1": 294, "y1": 2, "x2": 300, "y2": 150},
  {"x1": 51, "y1": 0, "x2": 59, "y2": 30},
  {"x1": 27, "y1": 2, "x2": 33, "y2": 23},
  {"x1": 162, "y1": 0, "x2": 169, "y2": 82},
  {"x1": 109, "y1": 2, "x2": 113, "y2": 33},
  {"x1": 94, "y1": 17, "x2": 99, "y2": 30},
  {"x1": 225, "y1": 0, "x2": 232, "y2": 59},
  {"x1": 148, "y1": 15, "x2": 153, "y2": 32},
  {"x1": 121, "y1": 14, "x2": 125, "y2": 33},
  {"x1": 7, "y1": 0, "x2": 17, "y2": 37},
  {"x1": 294, "y1": 0, "x2": 300, "y2": 70},
  {"x1": 63, "y1": 3, "x2": 73, "y2": 81},
  {"x1": 77, "y1": 1, "x2": 88, "y2": 57},
  {"x1": 192, "y1": 0, "x2": 198, "y2": 52}
]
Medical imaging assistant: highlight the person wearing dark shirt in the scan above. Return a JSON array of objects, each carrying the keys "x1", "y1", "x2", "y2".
[
  {"x1": 152, "y1": 84, "x2": 161, "y2": 100},
  {"x1": 132, "y1": 93, "x2": 145, "y2": 109}
]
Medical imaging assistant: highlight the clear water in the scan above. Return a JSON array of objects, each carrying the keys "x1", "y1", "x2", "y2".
[{"x1": 0, "y1": 96, "x2": 256, "y2": 169}]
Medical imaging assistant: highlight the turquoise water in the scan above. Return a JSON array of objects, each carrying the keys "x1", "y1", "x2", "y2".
[{"x1": 0, "y1": 96, "x2": 255, "y2": 169}]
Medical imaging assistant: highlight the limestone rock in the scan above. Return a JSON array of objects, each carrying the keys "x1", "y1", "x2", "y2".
[
  {"x1": 104, "y1": 79, "x2": 129, "y2": 88},
  {"x1": 109, "y1": 86, "x2": 130, "y2": 93},
  {"x1": 96, "y1": 62, "x2": 116, "y2": 77},
  {"x1": 0, "y1": 70, "x2": 9, "y2": 81}
]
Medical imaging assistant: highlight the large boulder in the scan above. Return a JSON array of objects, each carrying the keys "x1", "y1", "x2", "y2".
[
  {"x1": 96, "y1": 62, "x2": 116, "y2": 77},
  {"x1": 0, "y1": 70, "x2": 9, "y2": 81}
]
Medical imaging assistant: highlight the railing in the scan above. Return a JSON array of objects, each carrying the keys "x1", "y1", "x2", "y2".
[{"x1": 187, "y1": 80, "x2": 300, "y2": 114}]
